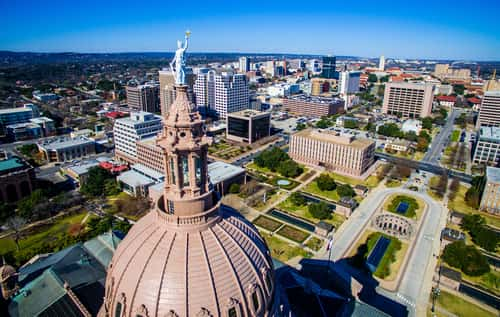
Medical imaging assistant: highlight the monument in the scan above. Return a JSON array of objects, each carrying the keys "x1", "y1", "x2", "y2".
[{"x1": 170, "y1": 30, "x2": 190, "y2": 85}]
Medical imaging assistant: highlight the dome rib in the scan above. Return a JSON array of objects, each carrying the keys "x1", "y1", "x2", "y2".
[
  {"x1": 112, "y1": 226, "x2": 161, "y2": 313},
  {"x1": 112, "y1": 220, "x2": 154, "y2": 268},
  {"x1": 128, "y1": 229, "x2": 169, "y2": 315},
  {"x1": 208, "y1": 226, "x2": 249, "y2": 316},
  {"x1": 199, "y1": 232, "x2": 221, "y2": 316},
  {"x1": 217, "y1": 221, "x2": 266, "y2": 294},
  {"x1": 154, "y1": 232, "x2": 177, "y2": 317}
]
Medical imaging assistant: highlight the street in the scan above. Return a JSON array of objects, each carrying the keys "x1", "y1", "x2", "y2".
[{"x1": 422, "y1": 108, "x2": 461, "y2": 164}]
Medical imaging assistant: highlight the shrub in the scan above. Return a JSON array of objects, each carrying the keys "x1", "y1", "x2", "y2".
[
  {"x1": 337, "y1": 184, "x2": 355, "y2": 198},
  {"x1": 277, "y1": 160, "x2": 303, "y2": 178},
  {"x1": 228, "y1": 183, "x2": 241, "y2": 194},
  {"x1": 289, "y1": 192, "x2": 306, "y2": 206}
]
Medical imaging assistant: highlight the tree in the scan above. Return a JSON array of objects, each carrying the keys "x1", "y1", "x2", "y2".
[
  {"x1": 18, "y1": 144, "x2": 38, "y2": 158},
  {"x1": 368, "y1": 73, "x2": 378, "y2": 83},
  {"x1": 337, "y1": 184, "x2": 355, "y2": 198},
  {"x1": 377, "y1": 123, "x2": 403, "y2": 138},
  {"x1": 104, "y1": 179, "x2": 121, "y2": 196},
  {"x1": 316, "y1": 174, "x2": 336, "y2": 191},
  {"x1": 254, "y1": 147, "x2": 289, "y2": 172},
  {"x1": 461, "y1": 214, "x2": 499, "y2": 252},
  {"x1": 296, "y1": 123, "x2": 307, "y2": 131},
  {"x1": 416, "y1": 137, "x2": 429, "y2": 152},
  {"x1": 442, "y1": 241, "x2": 490, "y2": 276},
  {"x1": 229, "y1": 183, "x2": 241, "y2": 194},
  {"x1": 448, "y1": 178, "x2": 460, "y2": 201},
  {"x1": 6, "y1": 216, "x2": 27, "y2": 250},
  {"x1": 289, "y1": 192, "x2": 306, "y2": 206},
  {"x1": 421, "y1": 117, "x2": 433, "y2": 130},
  {"x1": 435, "y1": 172, "x2": 448, "y2": 197},
  {"x1": 453, "y1": 84, "x2": 465, "y2": 95},
  {"x1": 404, "y1": 131, "x2": 418, "y2": 142},
  {"x1": 343, "y1": 119, "x2": 358, "y2": 129},
  {"x1": 308, "y1": 202, "x2": 331, "y2": 219},
  {"x1": 377, "y1": 164, "x2": 393, "y2": 181},
  {"x1": 17, "y1": 189, "x2": 47, "y2": 220},
  {"x1": 277, "y1": 160, "x2": 303, "y2": 178},
  {"x1": 240, "y1": 180, "x2": 259, "y2": 197},
  {"x1": 465, "y1": 187, "x2": 481, "y2": 208},
  {"x1": 80, "y1": 167, "x2": 114, "y2": 197}
]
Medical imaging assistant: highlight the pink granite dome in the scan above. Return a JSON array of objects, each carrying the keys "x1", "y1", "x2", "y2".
[{"x1": 101, "y1": 203, "x2": 275, "y2": 317}]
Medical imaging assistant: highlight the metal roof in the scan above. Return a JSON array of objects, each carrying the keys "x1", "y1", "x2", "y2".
[{"x1": 207, "y1": 161, "x2": 245, "y2": 185}]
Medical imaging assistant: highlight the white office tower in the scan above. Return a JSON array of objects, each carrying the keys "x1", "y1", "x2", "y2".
[
  {"x1": 379, "y1": 55, "x2": 385, "y2": 71},
  {"x1": 338, "y1": 71, "x2": 361, "y2": 97},
  {"x1": 239, "y1": 56, "x2": 250, "y2": 73},
  {"x1": 113, "y1": 111, "x2": 163, "y2": 163},
  {"x1": 265, "y1": 60, "x2": 276, "y2": 77},
  {"x1": 214, "y1": 73, "x2": 249, "y2": 118},
  {"x1": 194, "y1": 71, "x2": 249, "y2": 118}
]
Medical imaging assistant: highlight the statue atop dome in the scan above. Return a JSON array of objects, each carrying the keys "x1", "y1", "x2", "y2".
[{"x1": 169, "y1": 30, "x2": 190, "y2": 85}]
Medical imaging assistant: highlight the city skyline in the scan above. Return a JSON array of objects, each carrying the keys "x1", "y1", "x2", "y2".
[{"x1": 1, "y1": 0, "x2": 499, "y2": 60}]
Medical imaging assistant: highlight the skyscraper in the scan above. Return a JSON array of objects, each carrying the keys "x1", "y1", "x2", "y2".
[
  {"x1": 194, "y1": 72, "x2": 249, "y2": 119},
  {"x1": 239, "y1": 56, "x2": 250, "y2": 72},
  {"x1": 321, "y1": 55, "x2": 337, "y2": 79},
  {"x1": 338, "y1": 71, "x2": 361, "y2": 96},
  {"x1": 126, "y1": 84, "x2": 160, "y2": 113},
  {"x1": 477, "y1": 91, "x2": 500, "y2": 128},
  {"x1": 379, "y1": 55, "x2": 385, "y2": 71}
]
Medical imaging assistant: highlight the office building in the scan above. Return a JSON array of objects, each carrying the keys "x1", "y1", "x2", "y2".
[
  {"x1": 311, "y1": 78, "x2": 331, "y2": 95},
  {"x1": 6, "y1": 122, "x2": 42, "y2": 141},
  {"x1": 226, "y1": 109, "x2": 271, "y2": 144},
  {"x1": 321, "y1": 55, "x2": 337, "y2": 79},
  {"x1": 289, "y1": 129, "x2": 375, "y2": 177},
  {"x1": 37, "y1": 136, "x2": 96, "y2": 162},
  {"x1": 158, "y1": 68, "x2": 195, "y2": 115},
  {"x1": 484, "y1": 79, "x2": 500, "y2": 92},
  {"x1": 136, "y1": 136, "x2": 164, "y2": 174},
  {"x1": 338, "y1": 71, "x2": 361, "y2": 96},
  {"x1": 113, "y1": 111, "x2": 163, "y2": 164},
  {"x1": 0, "y1": 105, "x2": 37, "y2": 134},
  {"x1": 29, "y1": 117, "x2": 56, "y2": 136},
  {"x1": 126, "y1": 84, "x2": 160, "y2": 113},
  {"x1": 267, "y1": 83, "x2": 300, "y2": 97},
  {"x1": 433, "y1": 64, "x2": 471, "y2": 81},
  {"x1": 473, "y1": 126, "x2": 500, "y2": 166},
  {"x1": 476, "y1": 91, "x2": 500, "y2": 128},
  {"x1": 283, "y1": 94, "x2": 344, "y2": 117},
  {"x1": 382, "y1": 82, "x2": 434, "y2": 118},
  {"x1": 194, "y1": 72, "x2": 249, "y2": 119},
  {"x1": 0, "y1": 156, "x2": 35, "y2": 203},
  {"x1": 480, "y1": 167, "x2": 500, "y2": 214},
  {"x1": 379, "y1": 55, "x2": 385, "y2": 71},
  {"x1": 239, "y1": 56, "x2": 250, "y2": 72}
]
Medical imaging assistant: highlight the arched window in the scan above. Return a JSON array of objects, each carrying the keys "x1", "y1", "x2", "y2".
[
  {"x1": 251, "y1": 291, "x2": 260, "y2": 312},
  {"x1": 228, "y1": 307, "x2": 237, "y2": 317},
  {"x1": 247, "y1": 284, "x2": 262, "y2": 316},
  {"x1": 115, "y1": 302, "x2": 122, "y2": 317},
  {"x1": 225, "y1": 298, "x2": 241, "y2": 317}
]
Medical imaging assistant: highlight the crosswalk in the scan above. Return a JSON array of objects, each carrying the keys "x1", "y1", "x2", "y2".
[{"x1": 396, "y1": 292, "x2": 416, "y2": 308}]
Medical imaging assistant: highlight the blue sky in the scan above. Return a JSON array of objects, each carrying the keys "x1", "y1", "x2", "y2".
[{"x1": 1, "y1": 0, "x2": 499, "y2": 60}]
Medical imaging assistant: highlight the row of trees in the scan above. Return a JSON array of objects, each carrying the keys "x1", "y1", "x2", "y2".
[
  {"x1": 315, "y1": 174, "x2": 355, "y2": 197},
  {"x1": 465, "y1": 175, "x2": 486, "y2": 209},
  {"x1": 254, "y1": 147, "x2": 303, "y2": 178},
  {"x1": 461, "y1": 214, "x2": 499, "y2": 252},
  {"x1": 442, "y1": 241, "x2": 490, "y2": 276}
]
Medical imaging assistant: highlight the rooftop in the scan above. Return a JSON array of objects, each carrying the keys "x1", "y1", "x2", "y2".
[
  {"x1": 115, "y1": 111, "x2": 161, "y2": 125},
  {"x1": 294, "y1": 128, "x2": 374, "y2": 149},
  {"x1": 207, "y1": 161, "x2": 245, "y2": 184},
  {"x1": 0, "y1": 157, "x2": 28, "y2": 174},
  {"x1": 486, "y1": 166, "x2": 500, "y2": 183},
  {"x1": 0, "y1": 107, "x2": 33, "y2": 115},
  {"x1": 30, "y1": 116, "x2": 54, "y2": 124},
  {"x1": 227, "y1": 109, "x2": 270, "y2": 119},
  {"x1": 479, "y1": 126, "x2": 500, "y2": 141},
  {"x1": 117, "y1": 169, "x2": 157, "y2": 187},
  {"x1": 286, "y1": 94, "x2": 344, "y2": 105},
  {"x1": 38, "y1": 136, "x2": 95, "y2": 151}
]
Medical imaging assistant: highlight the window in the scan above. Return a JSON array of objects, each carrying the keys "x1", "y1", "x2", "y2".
[
  {"x1": 115, "y1": 303, "x2": 122, "y2": 317},
  {"x1": 251, "y1": 291, "x2": 259, "y2": 312},
  {"x1": 228, "y1": 307, "x2": 237, "y2": 317},
  {"x1": 170, "y1": 158, "x2": 176, "y2": 185},
  {"x1": 181, "y1": 156, "x2": 190, "y2": 186},
  {"x1": 195, "y1": 156, "x2": 202, "y2": 186}
]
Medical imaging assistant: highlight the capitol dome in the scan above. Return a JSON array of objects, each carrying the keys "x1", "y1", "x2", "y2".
[{"x1": 100, "y1": 48, "x2": 276, "y2": 316}]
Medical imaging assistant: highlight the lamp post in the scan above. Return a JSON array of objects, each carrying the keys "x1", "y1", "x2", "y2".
[{"x1": 432, "y1": 236, "x2": 443, "y2": 314}]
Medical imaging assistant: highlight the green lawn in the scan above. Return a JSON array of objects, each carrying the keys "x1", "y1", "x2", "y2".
[
  {"x1": 322, "y1": 171, "x2": 377, "y2": 188},
  {"x1": 0, "y1": 212, "x2": 88, "y2": 265},
  {"x1": 260, "y1": 232, "x2": 312, "y2": 262},
  {"x1": 385, "y1": 195, "x2": 419, "y2": 218},
  {"x1": 383, "y1": 194, "x2": 424, "y2": 220},
  {"x1": 366, "y1": 232, "x2": 403, "y2": 279},
  {"x1": 450, "y1": 129, "x2": 460, "y2": 142},
  {"x1": 432, "y1": 290, "x2": 497, "y2": 317},
  {"x1": 462, "y1": 269, "x2": 500, "y2": 296},
  {"x1": 413, "y1": 151, "x2": 426, "y2": 161},
  {"x1": 303, "y1": 181, "x2": 340, "y2": 201},
  {"x1": 448, "y1": 185, "x2": 500, "y2": 229},
  {"x1": 278, "y1": 197, "x2": 346, "y2": 228},
  {"x1": 267, "y1": 176, "x2": 300, "y2": 190},
  {"x1": 385, "y1": 179, "x2": 401, "y2": 188}
]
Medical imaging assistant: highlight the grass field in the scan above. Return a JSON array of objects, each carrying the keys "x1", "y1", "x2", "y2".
[
  {"x1": 431, "y1": 290, "x2": 497, "y2": 317},
  {"x1": 366, "y1": 232, "x2": 403, "y2": 279},
  {"x1": 305, "y1": 237, "x2": 324, "y2": 251},
  {"x1": 448, "y1": 184, "x2": 500, "y2": 229},
  {"x1": 278, "y1": 197, "x2": 346, "y2": 228},
  {"x1": 253, "y1": 215, "x2": 283, "y2": 232},
  {"x1": 413, "y1": 151, "x2": 426, "y2": 161},
  {"x1": 450, "y1": 129, "x2": 460, "y2": 142},
  {"x1": 260, "y1": 232, "x2": 312, "y2": 262},
  {"x1": 303, "y1": 181, "x2": 340, "y2": 201},
  {"x1": 383, "y1": 194, "x2": 424, "y2": 220},
  {"x1": 277, "y1": 225, "x2": 310, "y2": 243},
  {"x1": 385, "y1": 179, "x2": 401, "y2": 188}
]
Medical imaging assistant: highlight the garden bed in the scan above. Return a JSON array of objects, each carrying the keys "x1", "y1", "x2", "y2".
[
  {"x1": 305, "y1": 237, "x2": 324, "y2": 251},
  {"x1": 259, "y1": 232, "x2": 312, "y2": 262},
  {"x1": 277, "y1": 225, "x2": 310, "y2": 243},
  {"x1": 253, "y1": 215, "x2": 283, "y2": 232}
]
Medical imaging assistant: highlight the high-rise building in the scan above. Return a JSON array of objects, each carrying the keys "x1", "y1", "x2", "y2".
[
  {"x1": 382, "y1": 82, "x2": 434, "y2": 118},
  {"x1": 239, "y1": 56, "x2": 250, "y2": 72},
  {"x1": 289, "y1": 129, "x2": 375, "y2": 177},
  {"x1": 480, "y1": 167, "x2": 500, "y2": 214},
  {"x1": 379, "y1": 55, "x2": 385, "y2": 71},
  {"x1": 265, "y1": 60, "x2": 276, "y2": 77},
  {"x1": 113, "y1": 111, "x2": 163, "y2": 164},
  {"x1": 194, "y1": 72, "x2": 249, "y2": 119},
  {"x1": 101, "y1": 83, "x2": 278, "y2": 317},
  {"x1": 433, "y1": 63, "x2": 471, "y2": 81},
  {"x1": 125, "y1": 84, "x2": 160, "y2": 113},
  {"x1": 321, "y1": 55, "x2": 337, "y2": 79},
  {"x1": 158, "y1": 68, "x2": 195, "y2": 115},
  {"x1": 476, "y1": 91, "x2": 500, "y2": 128},
  {"x1": 472, "y1": 126, "x2": 500, "y2": 166},
  {"x1": 338, "y1": 71, "x2": 361, "y2": 96},
  {"x1": 226, "y1": 110, "x2": 271, "y2": 144}
]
